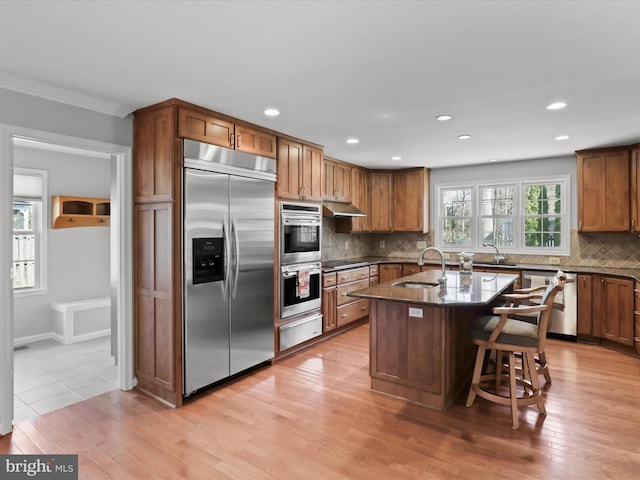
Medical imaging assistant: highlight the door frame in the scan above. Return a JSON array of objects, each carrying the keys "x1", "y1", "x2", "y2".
[{"x1": 0, "y1": 124, "x2": 134, "y2": 435}]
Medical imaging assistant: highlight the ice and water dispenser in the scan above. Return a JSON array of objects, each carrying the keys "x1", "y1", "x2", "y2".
[{"x1": 192, "y1": 237, "x2": 224, "y2": 284}]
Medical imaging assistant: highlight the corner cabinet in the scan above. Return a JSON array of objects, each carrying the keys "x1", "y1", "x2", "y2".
[
  {"x1": 576, "y1": 146, "x2": 631, "y2": 232},
  {"x1": 276, "y1": 137, "x2": 323, "y2": 201},
  {"x1": 392, "y1": 168, "x2": 429, "y2": 233}
]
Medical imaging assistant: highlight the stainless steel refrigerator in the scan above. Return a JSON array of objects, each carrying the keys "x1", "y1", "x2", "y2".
[{"x1": 183, "y1": 139, "x2": 276, "y2": 397}]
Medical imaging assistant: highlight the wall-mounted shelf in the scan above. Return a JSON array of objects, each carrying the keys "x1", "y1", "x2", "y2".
[{"x1": 51, "y1": 196, "x2": 110, "y2": 229}]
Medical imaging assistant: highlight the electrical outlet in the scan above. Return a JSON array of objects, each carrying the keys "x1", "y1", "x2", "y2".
[
  {"x1": 416, "y1": 241, "x2": 427, "y2": 249},
  {"x1": 548, "y1": 257, "x2": 560, "y2": 265},
  {"x1": 380, "y1": 240, "x2": 385, "y2": 248},
  {"x1": 344, "y1": 241, "x2": 350, "y2": 250}
]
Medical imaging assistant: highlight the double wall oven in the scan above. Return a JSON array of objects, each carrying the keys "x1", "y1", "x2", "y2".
[{"x1": 278, "y1": 202, "x2": 323, "y2": 349}]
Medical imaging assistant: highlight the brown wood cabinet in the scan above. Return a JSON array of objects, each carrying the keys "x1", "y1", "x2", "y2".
[
  {"x1": 277, "y1": 137, "x2": 323, "y2": 201},
  {"x1": 370, "y1": 172, "x2": 393, "y2": 232},
  {"x1": 577, "y1": 274, "x2": 594, "y2": 337},
  {"x1": 393, "y1": 168, "x2": 429, "y2": 233},
  {"x1": 631, "y1": 147, "x2": 640, "y2": 233},
  {"x1": 178, "y1": 107, "x2": 276, "y2": 158},
  {"x1": 351, "y1": 166, "x2": 371, "y2": 232},
  {"x1": 322, "y1": 273, "x2": 337, "y2": 333},
  {"x1": 324, "y1": 158, "x2": 352, "y2": 203},
  {"x1": 576, "y1": 147, "x2": 630, "y2": 232},
  {"x1": 578, "y1": 273, "x2": 635, "y2": 347},
  {"x1": 635, "y1": 282, "x2": 640, "y2": 355},
  {"x1": 378, "y1": 264, "x2": 402, "y2": 284},
  {"x1": 133, "y1": 102, "x2": 182, "y2": 407},
  {"x1": 322, "y1": 266, "x2": 375, "y2": 331},
  {"x1": 597, "y1": 275, "x2": 635, "y2": 346}
]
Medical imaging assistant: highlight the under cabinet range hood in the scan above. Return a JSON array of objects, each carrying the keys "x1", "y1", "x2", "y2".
[{"x1": 322, "y1": 201, "x2": 367, "y2": 218}]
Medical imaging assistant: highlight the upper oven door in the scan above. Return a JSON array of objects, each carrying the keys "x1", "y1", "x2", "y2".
[{"x1": 280, "y1": 212, "x2": 321, "y2": 264}]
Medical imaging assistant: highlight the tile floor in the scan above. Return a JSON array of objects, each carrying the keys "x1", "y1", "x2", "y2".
[{"x1": 13, "y1": 336, "x2": 118, "y2": 423}]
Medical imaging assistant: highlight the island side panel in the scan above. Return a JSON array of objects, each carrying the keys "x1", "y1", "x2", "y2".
[{"x1": 369, "y1": 299, "x2": 446, "y2": 409}]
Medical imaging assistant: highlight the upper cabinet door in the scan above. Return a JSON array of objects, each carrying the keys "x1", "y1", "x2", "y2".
[
  {"x1": 235, "y1": 125, "x2": 277, "y2": 158},
  {"x1": 577, "y1": 148, "x2": 630, "y2": 232},
  {"x1": 370, "y1": 172, "x2": 393, "y2": 232},
  {"x1": 301, "y1": 145, "x2": 323, "y2": 201},
  {"x1": 178, "y1": 108, "x2": 234, "y2": 148},
  {"x1": 276, "y1": 138, "x2": 303, "y2": 200},
  {"x1": 392, "y1": 168, "x2": 429, "y2": 233}
]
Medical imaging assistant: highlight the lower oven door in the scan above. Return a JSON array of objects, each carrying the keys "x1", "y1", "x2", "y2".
[{"x1": 280, "y1": 262, "x2": 322, "y2": 319}]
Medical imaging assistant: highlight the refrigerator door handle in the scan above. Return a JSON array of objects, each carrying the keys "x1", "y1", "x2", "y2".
[
  {"x1": 231, "y1": 216, "x2": 240, "y2": 299},
  {"x1": 222, "y1": 214, "x2": 231, "y2": 301}
]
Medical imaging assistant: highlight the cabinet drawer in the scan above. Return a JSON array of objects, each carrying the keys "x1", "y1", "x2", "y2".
[
  {"x1": 337, "y1": 279, "x2": 370, "y2": 306},
  {"x1": 337, "y1": 266, "x2": 370, "y2": 284},
  {"x1": 402, "y1": 264, "x2": 421, "y2": 276},
  {"x1": 337, "y1": 299, "x2": 369, "y2": 328},
  {"x1": 369, "y1": 265, "x2": 379, "y2": 276},
  {"x1": 323, "y1": 272, "x2": 337, "y2": 287}
]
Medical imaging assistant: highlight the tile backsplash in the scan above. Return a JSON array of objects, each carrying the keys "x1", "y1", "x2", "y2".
[{"x1": 322, "y1": 218, "x2": 640, "y2": 269}]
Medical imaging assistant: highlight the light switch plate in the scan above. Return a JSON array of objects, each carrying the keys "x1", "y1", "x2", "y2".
[
  {"x1": 380, "y1": 240, "x2": 385, "y2": 248},
  {"x1": 548, "y1": 257, "x2": 560, "y2": 265},
  {"x1": 408, "y1": 307, "x2": 423, "y2": 318},
  {"x1": 416, "y1": 241, "x2": 427, "y2": 249}
]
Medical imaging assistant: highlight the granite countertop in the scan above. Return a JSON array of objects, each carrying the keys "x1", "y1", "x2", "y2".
[
  {"x1": 347, "y1": 270, "x2": 519, "y2": 306},
  {"x1": 322, "y1": 256, "x2": 640, "y2": 282}
]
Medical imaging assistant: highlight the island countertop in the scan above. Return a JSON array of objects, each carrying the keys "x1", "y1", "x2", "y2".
[{"x1": 347, "y1": 269, "x2": 519, "y2": 306}]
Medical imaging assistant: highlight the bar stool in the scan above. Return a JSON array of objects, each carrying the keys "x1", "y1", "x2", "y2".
[
  {"x1": 465, "y1": 276, "x2": 565, "y2": 429},
  {"x1": 501, "y1": 270, "x2": 567, "y2": 384}
]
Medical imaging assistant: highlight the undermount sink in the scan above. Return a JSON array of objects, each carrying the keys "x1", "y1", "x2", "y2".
[{"x1": 392, "y1": 281, "x2": 441, "y2": 289}]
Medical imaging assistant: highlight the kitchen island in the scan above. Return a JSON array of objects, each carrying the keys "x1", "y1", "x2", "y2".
[{"x1": 348, "y1": 269, "x2": 518, "y2": 410}]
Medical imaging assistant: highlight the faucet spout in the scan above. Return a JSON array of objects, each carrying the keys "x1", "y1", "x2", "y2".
[
  {"x1": 483, "y1": 242, "x2": 506, "y2": 264},
  {"x1": 417, "y1": 247, "x2": 447, "y2": 288}
]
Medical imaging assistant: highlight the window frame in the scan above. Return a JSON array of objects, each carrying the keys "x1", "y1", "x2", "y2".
[
  {"x1": 13, "y1": 167, "x2": 48, "y2": 297},
  {"x1": 435, "y1": 175, "x2": 570, "y2": 256}
]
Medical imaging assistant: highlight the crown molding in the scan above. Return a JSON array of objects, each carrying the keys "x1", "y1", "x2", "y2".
[{"x1": 0, "y1": 72, "x2": 134, "y2": 118}]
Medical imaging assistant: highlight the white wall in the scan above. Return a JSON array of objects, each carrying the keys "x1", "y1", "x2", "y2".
[{"x1": 13, "y1": 145, "x2": 111, "y2": 339}]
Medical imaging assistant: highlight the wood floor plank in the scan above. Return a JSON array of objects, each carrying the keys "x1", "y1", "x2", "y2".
[{"x1": 2, "y1": 323, "x2": 640, "y2": 479}]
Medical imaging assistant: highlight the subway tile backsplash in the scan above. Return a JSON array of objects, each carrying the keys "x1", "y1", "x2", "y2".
[{"x1": 322, "y1": 218, "x2": 640, "y2": 269}]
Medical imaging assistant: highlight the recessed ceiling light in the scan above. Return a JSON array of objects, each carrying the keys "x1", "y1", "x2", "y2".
[
  {"x1": 555, "y1": 135, "x2": 570, "y2": 141},
  {"x1": 346, "y1": 138, "x2": 359, "y2": 144},
  {"x1": 436, "y1": 114, "x2": 452, "y2": 121},
  {"x1": 488, "y1": 159, "x2": 498, "y2": 163},
  {"x1": 264, "y1": 108, "x2": 280, "y2": 116},
  {"x1": 458, "y1": 134, "x2": 471, "y2": 140},
  {"x1": 391, "y1": 156, "x2": 402, "y2": 161},
  {"x1": 546, "y1": 102, "x2": 567, "y2": 110}
]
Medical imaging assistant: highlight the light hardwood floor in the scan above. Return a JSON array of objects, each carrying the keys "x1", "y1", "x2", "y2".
[{"x1": 2, "y1": 323, "x2": 640, "y2": 479}]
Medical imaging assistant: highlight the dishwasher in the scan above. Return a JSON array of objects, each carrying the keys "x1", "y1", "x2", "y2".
[{"x1": 520, "y1": 270, "x2": 577, "y2": 340}]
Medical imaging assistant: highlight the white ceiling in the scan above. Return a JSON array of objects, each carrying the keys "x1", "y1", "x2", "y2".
[{"x1": 1, "y1": 0, "x2": 639, "y2": 170}]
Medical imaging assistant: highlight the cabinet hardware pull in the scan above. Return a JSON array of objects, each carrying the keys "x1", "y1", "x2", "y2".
[
  {"x1": 579, "y1": 220, "x2": 582, "y2": 231},
  {"x1": 361, "y1": 306, "x2": 367, "y2": 310},
  {"x1": 341, "y1": 314, "x2": 348, "y2": 318},
  {"x1": 237, "y1": 135, "x2": 241, "y2": 147},
  {"x1": 230, "y1": 133, "x2": 235, "y2": 148}
]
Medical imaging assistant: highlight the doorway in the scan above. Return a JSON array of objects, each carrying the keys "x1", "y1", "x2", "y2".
[{"x1": 0, "y1": 126, "x2": 134, "y2": 435}]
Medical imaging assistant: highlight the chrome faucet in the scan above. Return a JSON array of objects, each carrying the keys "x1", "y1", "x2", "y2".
[
  {"x1": 417, "y1": 247, "x2": 447, "y2": 288},
  {"x1": 483, "y1": 242, "x2": 506, "y2": 264}
]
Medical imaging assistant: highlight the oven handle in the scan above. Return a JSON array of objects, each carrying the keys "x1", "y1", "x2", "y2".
[
  {"x1": 282, "y1": 216, "x2": 321, "y2": 226},
  {"x1": 282, "y1": 267, "x2": 321, "y2": 278}
]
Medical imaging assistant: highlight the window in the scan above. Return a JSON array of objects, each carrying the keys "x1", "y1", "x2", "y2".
[
  {"x1": 13, "y1": 168, "x2": 47, "y2": 294},
  {"x1": 436, "y1": 176, "x2": 569, "y2": 256}
]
